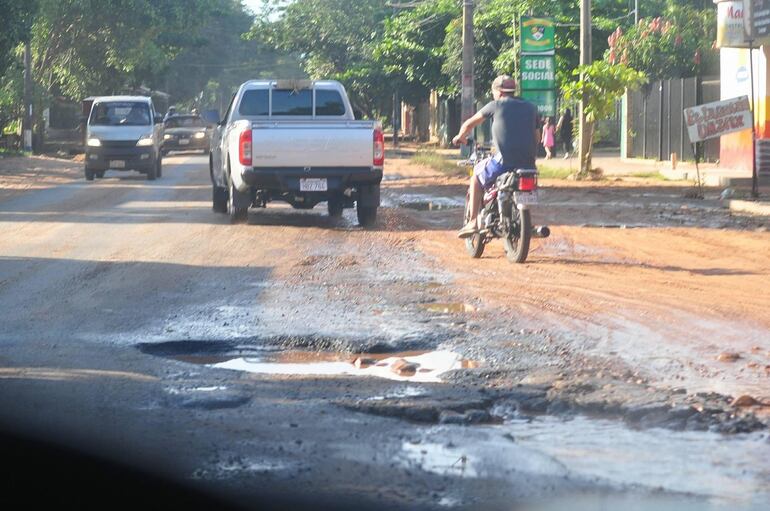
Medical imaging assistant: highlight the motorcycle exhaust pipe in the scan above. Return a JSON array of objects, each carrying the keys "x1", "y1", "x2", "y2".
[{"x1": 531, "y1": 226, "x2": 550, "y2": 238}]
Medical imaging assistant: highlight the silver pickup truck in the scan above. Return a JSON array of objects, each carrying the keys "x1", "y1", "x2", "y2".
[{"x1": 209, "y1": 80, "x2": 384, "y2": 226}]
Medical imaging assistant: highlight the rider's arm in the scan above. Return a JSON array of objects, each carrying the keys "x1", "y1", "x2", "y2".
[{"x1": 452, "y1": 111, "x2": 487, "y2": 146}]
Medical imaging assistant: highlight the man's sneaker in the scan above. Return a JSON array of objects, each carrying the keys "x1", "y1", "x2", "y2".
[{"x1": 457, "y1": 221, "x2": 478, "y2": 239}]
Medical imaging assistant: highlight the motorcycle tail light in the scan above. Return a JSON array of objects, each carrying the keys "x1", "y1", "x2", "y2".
[
  {"x1": 239, "y1": 128, "x2": 252, "y2": 166},
  {"x1": 518, "y1": 176, "x2": 537, "y2": 191}
]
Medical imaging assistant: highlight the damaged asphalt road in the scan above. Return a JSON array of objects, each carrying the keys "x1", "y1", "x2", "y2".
[{"x1": 0, "y1": 153, "x2": 768, "y2": 510}]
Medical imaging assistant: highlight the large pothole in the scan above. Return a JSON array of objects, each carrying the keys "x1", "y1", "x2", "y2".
[{"x1": 138, "y1": 340, "x2": 477, "y2": 383}]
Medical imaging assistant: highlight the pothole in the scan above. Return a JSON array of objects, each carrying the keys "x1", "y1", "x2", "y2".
[
  {"x1": 419, "y1": 302, "x2": 477, "y2": 314},
  {"x1": 399, "y1": 201, "x2": 461, "y2": 211},
  {"x1": 388, "y1": 194, "x2": 465, "y2": 211},
  {"x1": 140, "y1": 341, "x2": 477, "y2": 383}
]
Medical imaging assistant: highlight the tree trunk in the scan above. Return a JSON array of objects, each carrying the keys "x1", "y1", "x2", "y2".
[
  {"x1": 580, "y1": 121, "x2": 594, "y2": 176},
  {"x1": 415, "y1": 100, "x2": 430, "y2": 142}
]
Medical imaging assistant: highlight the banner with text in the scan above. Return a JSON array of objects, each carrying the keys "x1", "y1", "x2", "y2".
[
  {"x1": 521, "y1": 55, "x2": 556, "y2": 90},
  {"x1": 519, "y1": 16, "x2": 556, "y2": 119},
  {"x1": 683, "y1": 95, "x2": 752, "y2": 143}
]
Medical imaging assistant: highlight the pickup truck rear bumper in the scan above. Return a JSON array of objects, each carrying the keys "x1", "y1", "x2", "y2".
[{"x1": 241, "y1": 167, "x2": 383, "y2": 191}]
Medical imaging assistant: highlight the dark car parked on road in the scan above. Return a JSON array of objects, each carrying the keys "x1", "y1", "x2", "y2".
[{"x1": 162, "y1": 114, "x2": 211, "y2": 155}]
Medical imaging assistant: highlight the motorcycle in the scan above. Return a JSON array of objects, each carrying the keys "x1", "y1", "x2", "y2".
[{"x1": 459, "y1": 142, "x2": 549, "y2": 264}]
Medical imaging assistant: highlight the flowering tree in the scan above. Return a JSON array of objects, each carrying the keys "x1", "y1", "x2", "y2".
[{"x1": 605, "y1": 7, "x2": 717, "y2": 81}]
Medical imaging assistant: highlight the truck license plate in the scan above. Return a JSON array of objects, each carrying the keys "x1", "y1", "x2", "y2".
[
  {"x1": 179, "y1": 139, "x2": 189, "y2": 145},
  {"x1": 300, "y1": 178, "x2": 327, "y2": 192},
  {"x1": 514, "y1": 191, "x2": 538, "y2": 205},
  {"x1": 110, "y1": 160, "x2": 125, "y2": 169}
]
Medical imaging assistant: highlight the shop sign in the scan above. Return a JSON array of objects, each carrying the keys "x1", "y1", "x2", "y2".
[
  {"x1": 744, "y1": 0, "x2": 770, "y2": 39},
  {"x1": 683, "y1": 96, "x2": 752, "y2": 142},
  {"x1": 521, "y1": 55, "x2": 555, "y2": 90},
  {"x1": 521, "y1": 90, "x2": 557, "y2": 118},
  {"x1": 717, "y1": 0, "x2": 750, "y2": 48},
  {"x1": 521, "y1": 17, "x2": 555, "y2": 54}
]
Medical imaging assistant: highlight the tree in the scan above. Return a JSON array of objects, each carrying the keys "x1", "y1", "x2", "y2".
[
  {"x1": 249, "y1": 0, "x2": 392, "y2": 118},
  {"x1": 0, "y1": 0, "x2": 37, "y2": 78},
  {"x1": 605, "y1": 6, "x2": 717, "y2": 81},
  {"x1": 374, "y1": 0, "x2": 459, "y2": 106},
  {"x1": 562, "y1": 61, "x2": 646, "y2": 176},
  {"x1": 155, "y1": 0, "x2": 302, "y2": 112}
]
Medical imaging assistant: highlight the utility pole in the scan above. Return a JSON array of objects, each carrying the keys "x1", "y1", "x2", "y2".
[
  {"x1": 23, "y1": 40, "x2": 33, "y2": 153},
  {"x1": 393, "y1": 91, "x2": 400, "y2": 148},
  {"x1": 392, "y1": 3, "x2": 400, "y2": 148},
  {"x1": 461, "y1": 0, "x2": 474, "y2": 156},
  {"x1": 634, "y1": 0, "x2": 639, "y2": 25},
  {"x1": 578, "y1": 0, "x2": 592, "y2": 174}
]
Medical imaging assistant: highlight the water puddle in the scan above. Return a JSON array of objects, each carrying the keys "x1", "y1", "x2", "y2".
[
  {"x1": 156, "y1": 345, "x2": 476, "y2": 383},
  {"x1": 398, "y1": 416, "x2": 770, "y2": 509},
  {"x1": 387, "y1": 194, "x2": 465, "y2": 211},
  {"x1": 419, "y1": 302, "x2": 477, "y2": 314}
]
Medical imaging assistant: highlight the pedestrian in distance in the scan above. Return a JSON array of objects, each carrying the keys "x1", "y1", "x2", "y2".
[
  {"x1": 451, "y1": 75, "x2": 539, "y2": 239},
  {"x1": 556, "y1": 108, "x2": 573, "y2": 159},
  {"x1": 542, "y1": 116, "x2": 555, "y2": 159}
]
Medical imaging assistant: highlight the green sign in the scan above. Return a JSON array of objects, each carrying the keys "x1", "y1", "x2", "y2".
[
  {"x1": 521, "y1": 17, "x2": 555, "y2": 55},
  {"x1": 522, "y1": 90, "x2": 557, "y2": 118},
  {"x1": 521, "y1": 55, "x2": 555, "y2": 90}
]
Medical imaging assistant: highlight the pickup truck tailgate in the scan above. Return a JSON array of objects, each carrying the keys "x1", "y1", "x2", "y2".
[{"x1": 251, "y1": 121, "x2": 375, "y2": 168}]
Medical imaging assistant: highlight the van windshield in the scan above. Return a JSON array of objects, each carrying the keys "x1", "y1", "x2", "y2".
[{"x1": 90, "y1": 102, "x2": 151, "y2": 126}]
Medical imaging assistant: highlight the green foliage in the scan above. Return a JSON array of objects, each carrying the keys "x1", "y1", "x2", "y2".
[
  {"x1": 0, "y1": 0, "x2": 721, "y2": 140},
  {"x1": 562, "y1": 61, "x2": 646, "y2": 124},
  {"x1": 411, "y1": 149, "x2": 463, "y2": 176},
  {"x1": 249, "y1": 0, "x2": 391, "y2": 117},
  {"x1": 28, "y1": 0, "x2": 221, "y2": 99},
  {"x1": 562, "y1": 61, "x2": 646, "y2": 174},
  {"x1": 606, "y1": 6, "x2": 717, "y2": 80},
  {"x1": 0, "y1": 0, "x2": 36, "y2": 77},
  {"x1": 374, "y1": 0, "x2": 459, "y2": 105}
]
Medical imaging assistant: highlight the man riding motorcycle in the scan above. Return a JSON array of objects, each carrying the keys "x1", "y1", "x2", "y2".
[{"x1": 452, "y1": 75, "x2": 540, "y2": 238}]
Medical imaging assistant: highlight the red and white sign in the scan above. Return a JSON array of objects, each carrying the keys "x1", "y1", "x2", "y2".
[
  {"x1": 717, "y1": 0, "x2": 749, "y2": 48},
  {"x1": 683, "y1": 96, "x2": 752, "y2": 143}
]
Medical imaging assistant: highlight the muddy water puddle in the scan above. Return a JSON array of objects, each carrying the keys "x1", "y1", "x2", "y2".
[
  {"x1": 419, "y1": 302, "x2": 477, "y2": 314},
  {"x1": 157, "y1": 346, "x2": 476, "y2": 383},
  {"x1": 399, "y1": 416, "x2": 770, "y2": 509},
  {"x1": 384, "y1": 193, "x2": 465, "y2": 211}
]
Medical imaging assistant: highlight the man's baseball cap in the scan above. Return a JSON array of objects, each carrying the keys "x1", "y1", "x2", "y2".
[{"x1": 492, "y1": 75, "x2": 517, "y2": 92}]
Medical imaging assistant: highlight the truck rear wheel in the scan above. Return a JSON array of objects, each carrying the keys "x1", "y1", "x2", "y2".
[
  {"x1": 85, "y1": 167, "x2": 95, "y2": 181},
  {"x1": 212, "y1": 185, "x2": 227, "y2": 213},
  {"x1": 327, "y1": 197, "x2": 344, "y2": 218},
  {"x1": 227, "y1": 182, "x2": 248, "y2": 224},
  {"x1": 356, "y1": 205, "x2": 377, "y2": 228}
]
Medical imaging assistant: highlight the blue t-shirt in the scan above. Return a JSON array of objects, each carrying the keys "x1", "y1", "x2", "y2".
[{"x1": 478, "y1": 96, "x2": 538, "y2": 169}]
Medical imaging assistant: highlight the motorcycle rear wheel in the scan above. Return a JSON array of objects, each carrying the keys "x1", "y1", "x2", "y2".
[{"x1": 504, "y1": 208, "x2": 531, "y2": 263}]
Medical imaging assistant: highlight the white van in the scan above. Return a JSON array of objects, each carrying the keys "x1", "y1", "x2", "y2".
[{"x1": 84, "y1": 96, "x2": 163, "y2": 181}]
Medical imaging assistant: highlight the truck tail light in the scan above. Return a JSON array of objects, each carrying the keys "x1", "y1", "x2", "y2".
[
  {"x1": 518, "y1": 176, "x2": 537, "y2": 191},
  {"x1": 239, "y1": 128, "x2": 252, "y2": 166},
  {"x1": 373, "y1": 127, "x2": 384, "y2": 166}
]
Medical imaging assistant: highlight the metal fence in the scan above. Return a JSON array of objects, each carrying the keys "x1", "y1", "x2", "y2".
[{"x1": 628, "y1": 76, "x2": 720, "y2": 162}]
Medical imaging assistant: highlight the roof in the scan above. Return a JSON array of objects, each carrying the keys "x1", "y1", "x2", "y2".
[
  {"x1": 240, "y1": 79, "x2": 342, "y2": 89},
  {"x1": 91, "y1": 95, "x2": 152, "y2": 103}
]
